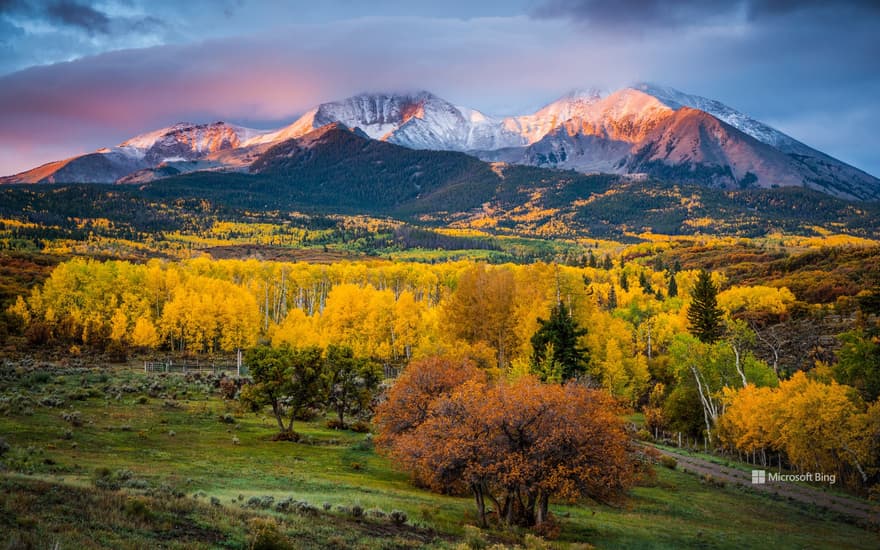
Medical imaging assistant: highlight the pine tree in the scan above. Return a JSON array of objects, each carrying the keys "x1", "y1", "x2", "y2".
[
  {"x1": 667, "y1": 272, "x2": 678, "y2": 297},
  {"x1": 687, "y1": 270, "x2": 724, "y2": 343},
  {"x1": 530, "y1": 302, "x2": 589, "y2": 382},
  {"x1": 607, "y1": 285, "x2": 618, "y2": 311},
  {"x1": 639, "y1": 272, "x2": 653, "y2": 294}
]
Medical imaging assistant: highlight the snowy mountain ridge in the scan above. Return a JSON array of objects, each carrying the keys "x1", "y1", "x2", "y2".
[{"x1": 3, "y1": 84, "x2": 878, "y2": 201}]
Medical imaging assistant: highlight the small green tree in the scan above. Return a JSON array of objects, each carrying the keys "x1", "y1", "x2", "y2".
[
  {"x1": 240, "y1": 345, "x2": 326, "y2": 439},
  {"x1": 530, "y1": 302, "x2": 589, "y2": 382},
  {"x1": 324, "y1": 345, "x2": 383, "y2": 426},
  {"x1": 687, "y1": 270, "x2": 724, "y2": 344},
  {"x1": 835, "y1": 327, "x2": 880, "y2": 401}
]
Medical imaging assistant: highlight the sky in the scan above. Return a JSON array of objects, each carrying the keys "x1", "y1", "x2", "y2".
[{"x1": 1, "y1": 0, "x2": 878, "y2": 177}]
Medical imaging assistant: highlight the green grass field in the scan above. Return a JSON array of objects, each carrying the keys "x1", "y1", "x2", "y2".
[{"x1": 1, "y1": 363, "x2": 877, "y2": 549}]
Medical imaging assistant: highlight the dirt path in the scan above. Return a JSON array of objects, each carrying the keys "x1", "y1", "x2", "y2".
[{"x1": 650, "y1": 445, "x2": 880, "y2": 525}]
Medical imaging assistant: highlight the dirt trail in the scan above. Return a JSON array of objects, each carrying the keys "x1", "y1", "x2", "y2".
[{"x1": 651, "y1": 445, "x2": 880, "y2": 525}]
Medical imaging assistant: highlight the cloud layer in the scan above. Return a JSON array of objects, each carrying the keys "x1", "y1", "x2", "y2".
[{"x1": 0, "y1": 2, "x2": 877, "y2": 178}]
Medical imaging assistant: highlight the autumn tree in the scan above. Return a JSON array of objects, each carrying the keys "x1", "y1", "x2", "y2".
[
  {"x1": 443, "y1": 264, "x2": 518, "y2": 369},
  {"x1": 240, "y1": 345, "x2": 326, "y2": 440},
  {"x1": 719, "y1": 372, "x2": 874, "y2": 488},
  {"x1": 687, "y1": 270, "x2": 724, "y2": 344},
  {"x1": 379, "y1": 374, "x2": 637, "y2": 528},
  {"x1": 669, "y1": 333, "x2": 776, "y2": 445},
  {"x1": 530, "y1": 302, "x2": 589, "y2": 382},
  {"x1": 324, "y1": 345, "x2": 383, "y2": 427},
  {"x1": 374, "y1": 355, "x2": 484, "y2": 444}
]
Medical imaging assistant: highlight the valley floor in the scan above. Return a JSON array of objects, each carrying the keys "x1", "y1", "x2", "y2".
[{"x1": 1, "y1": 362, "x2": 878, "y2": 549}]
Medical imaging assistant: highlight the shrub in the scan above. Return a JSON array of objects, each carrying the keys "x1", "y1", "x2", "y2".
[
  {"x1": 94, "y1": 467, "x2": 136, "y2": 490},
  {"x1": 39, "y1": 395, "x2": 65, "y2": 408},
  {"x1": 275, "y1": 497, "x2": 295, "y2": 513},
  {"x1": 326, "y1": 418, "x2": 347, "y2": 430},
  {"x1": 219, "y1": 377, "x2": 238, "y2": 400},
  {"x1": 389, "y1": 509, "x2": 407, "y2": 526},
  {"x1": 294, "y1": 502, "x2": 318, "y2": 516},
  {"x1": 25, "y1": 370, "x2": 51, "y2": 386},
  {"x1": 350, "y1": 504, "x2": 363, "y2": 518},
  {"x1": 323, "y1": 502, "x2": 333, "y2": 511},
  {"x1": 210, "y1": 496, "x2": 221, "y2": 507},
  {"x1": 123, "y1": 498, "x2": 154, "y2": 521},
  {"x1": 61, "y1": 410, "x2": 83, "y2": 427},
  {"x1": 0, "y1": 437, "x2": 9, "y2": 457},
  {"x1": 524, "y1": 533, "x2": 552, "y2": 549},
  {"x1": 351, "y1": 420, "x2": 371, "y2": 433},
  {"x1": 137, "y1": 396, "x2": 149, "y2": 405},
  {"x1": 353, "y1": 434, "x2": 374, "y2": 451},
  {"x1": 248, "y1": 517, "x2": 292, "y2": 550},
  {"x1": 462, "y1": 525, "x2": 487, "y2": 549},
  {"x1": 219, "y1": 413, "x2": 236, "y2": 424},
  {"x1": 660, "y1": 456, "x2": 678, "y2": 469}
]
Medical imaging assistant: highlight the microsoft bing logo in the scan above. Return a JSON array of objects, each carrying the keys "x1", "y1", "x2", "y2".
[{"x1": 751, "y1": 470, "x2": 766, "y2": 484}]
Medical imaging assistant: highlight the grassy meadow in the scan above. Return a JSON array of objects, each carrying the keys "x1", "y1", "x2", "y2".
[{"x1": 1, "y1": 362, "x2": 877, "y2": 549}]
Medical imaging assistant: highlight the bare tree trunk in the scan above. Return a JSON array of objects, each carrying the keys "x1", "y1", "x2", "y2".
[
  {"x1": 730, "y1": 342, "x2": 748, "y2": 388},
  {"x1": 691, "y1": 366, "x2": 718, "y2": 446}
]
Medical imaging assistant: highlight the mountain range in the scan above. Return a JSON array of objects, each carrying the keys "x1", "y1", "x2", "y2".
[{"x1": 3, "y1": 84, "x2": 878, "y2": 201}]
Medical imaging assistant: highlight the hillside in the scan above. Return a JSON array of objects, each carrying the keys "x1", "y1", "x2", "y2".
[{"x1": 2, "y1": 125, "x2": 879, "y2": 242}]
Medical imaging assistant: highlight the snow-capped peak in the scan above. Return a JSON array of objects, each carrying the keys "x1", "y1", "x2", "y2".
[{"x1": 631, "y1": 82, "x2": 810, "y2": 154}]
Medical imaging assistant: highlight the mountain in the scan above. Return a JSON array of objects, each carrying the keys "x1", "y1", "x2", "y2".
[
  {"x1": 3, "y1": 85, "x2": 878, "y2": 201},
  {"x1": 8, "y1": 124, "x2": 877, "y2": 242},
  {"x1": 2, "y1": 122, "x2": 268, "y2": 184}
]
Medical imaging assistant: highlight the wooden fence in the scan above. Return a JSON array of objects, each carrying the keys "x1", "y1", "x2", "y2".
[
  {"x1": 144, "y1": 358, "x2": 400, "y2": 379},
  {"x1": 144, "y1": 359, "x2": 247, "y2": 377}
]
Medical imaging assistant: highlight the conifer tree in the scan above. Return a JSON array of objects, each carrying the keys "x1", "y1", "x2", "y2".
[
  {"x1": 687, "y1": 270, "x2": 724, "y2": 343},
  {"x1": 530, "y1": 302, "x2": 589, "y2": 381},
  {"x1": 667, "y1": 272, "x2": 678, "y2": 297}
]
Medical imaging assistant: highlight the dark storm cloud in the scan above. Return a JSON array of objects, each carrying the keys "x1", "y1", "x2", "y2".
[
  {"x1": 533, "y1": 0, "x2": 880, "y2": 26},
  {"x1": 533, "y1": 0, "x2": 732, "y2": 28},
  {"x1": 746, "y1": 0, "x2": 880, "y2": 19},
  {"x1": 0, "y1": 0, "x2": 165, "y2": 38},
  {"x1": 46, "y1": 1, "x2": 111, "y2": 34}
]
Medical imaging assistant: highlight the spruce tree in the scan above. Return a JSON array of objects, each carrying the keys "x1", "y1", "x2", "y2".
[
  {"x1": 667, "y1": 272, "x2": 678, "y2": 297},
  {"x1": 530, "y1": 302, "x2": 589, "y2": 382},
  {"x1": 687, "y1": 270, "x2": 724, "y2": 343},
  {"x1": 607, "y1": 285, "x2": 618, "y2": 310}
]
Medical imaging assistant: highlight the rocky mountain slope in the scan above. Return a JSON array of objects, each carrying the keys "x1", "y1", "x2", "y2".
[{"x1": 3, "y1": 85, "x2": 878, "y2": 201}]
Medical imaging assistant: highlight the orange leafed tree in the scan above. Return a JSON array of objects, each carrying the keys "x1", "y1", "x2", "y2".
[
  {"x1": 377, "y1": 362, "x2": 637, "y2": 527},
  {"x1": 374, "y1": 356, "x2": 484, "y2": 445}
]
